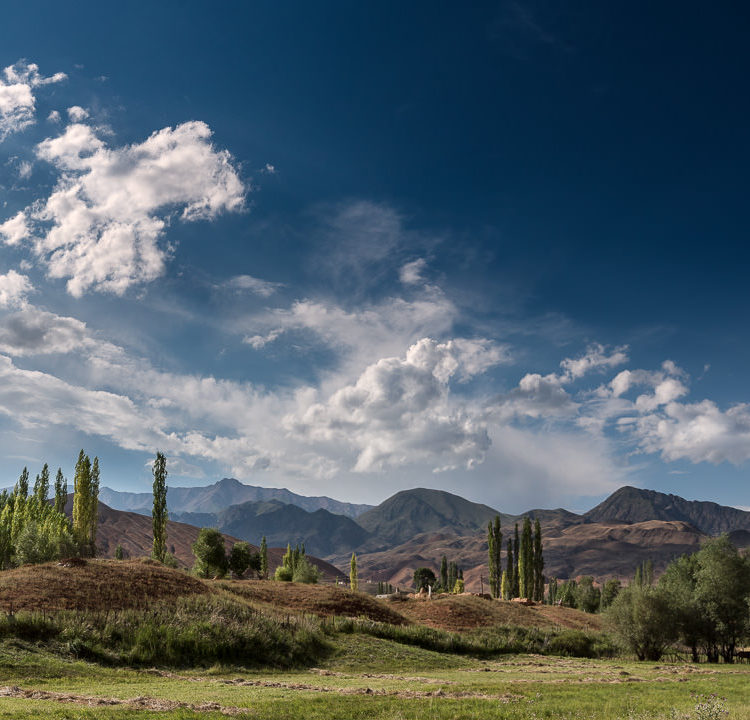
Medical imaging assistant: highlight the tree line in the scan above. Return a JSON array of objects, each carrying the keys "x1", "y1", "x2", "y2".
[
  {"x1": 0, "y1": 452, "x2": 100, "y2": 569},
  {"x1": 488, "y1": 516, "x2": 545, "y2": 601},
  {"x1": 607, "y1": 536, "x2": 750, "y2": 663}
]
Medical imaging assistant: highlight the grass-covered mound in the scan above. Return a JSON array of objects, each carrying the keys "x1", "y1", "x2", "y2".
[
  {"x1": 0, "y1": 559, "x2": 209, "y2": 612},
  {"x1": 395, "y1": 594, "x2": 603, "y2": 632},
  {"x1": 219, "y1": 579, "x2": 409, "y2": 625}
]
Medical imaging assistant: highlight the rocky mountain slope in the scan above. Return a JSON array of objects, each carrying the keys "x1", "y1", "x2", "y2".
[{"x1": 584, "y1": 486, "x2": 750, "y2": 535}]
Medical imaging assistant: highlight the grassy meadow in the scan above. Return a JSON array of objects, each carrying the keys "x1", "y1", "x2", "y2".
[{"x1": 0, "y1": 560, "x2": 747, "y2": 719}]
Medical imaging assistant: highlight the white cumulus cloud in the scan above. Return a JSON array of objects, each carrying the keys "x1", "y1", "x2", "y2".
[
  {"x1": 0, "y1": 61, "x2": 66, "y2": 141},
  {"x1": 4, "y1": 120, "x2": 245, "y2": 296},
  {"x1": 0, "y1": 270, "x2": 33, "y2": 308}
]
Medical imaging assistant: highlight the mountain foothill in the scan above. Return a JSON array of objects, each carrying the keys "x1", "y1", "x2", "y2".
[{"x1": 95, "y1": 479, "x2": 750, "y2": 589}]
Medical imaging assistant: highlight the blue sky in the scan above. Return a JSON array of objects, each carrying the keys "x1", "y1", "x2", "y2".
[{"x1": 0, "y1": 2, "x2": 748, "y2": 512}]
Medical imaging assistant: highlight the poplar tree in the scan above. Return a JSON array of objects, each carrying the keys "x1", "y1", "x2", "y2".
[
  {"x1": 34, "y1": 464, "x2": 50, "y2": 504},
  {"x1": 151, "y1": 451, "x2": 168, "y2": 563},
  {"x1": 54, "y1": 468, "x2": 67, "y2": 515},
  {"x1": 440, "y1": 555, "x2": 448, "y2": 591},
  {"x1": 72, "y1": 450, "x2": 92, "y2": 554},
  {"x1": 259, "y1": 535, "x2": 268, "y2": 578},
  {"x1": 501, "y1": 570, "x2": 510, "y2": 600},
  {"x1": 15, "y1": 467, "x2": 29, "y2": 499},
  {"x1": 512, "y1": 524, "x2": 520, "y2": 598},
  {"x1": 533, "y1": 518, "x2": 544, "y2": 601},
  {"x1": 518, "y1": 517, "x2": 533, "y2": 599},
  {"x1": 505, "y1": 537, "x2": 514, "y2": 599},
  {"x1": 89, "y1": 457, "x2": 100, "y2": 552},
  {"x1": 350, "y1": 553, "x2": 358, "y2": 591},
  {"x1": 487, "y1": 515, "x2": 502, "y2": 598}
]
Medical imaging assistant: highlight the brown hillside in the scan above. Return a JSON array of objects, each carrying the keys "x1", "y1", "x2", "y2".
[
  {"x1": 219, "y1": 579, "x2": 408, "y2": 625},
  {"x1": 0, "y1": 559, "x2": 210, "y2": 612},
  {"x1": 66, "y1": 498, "x2": 346, "y2": 582},
  {"x1": 395, "y1": 594, "x2": 603, "y2": 632},
  {"x1": 348, "y1": 519, "x2": 706, "y2": 589}
]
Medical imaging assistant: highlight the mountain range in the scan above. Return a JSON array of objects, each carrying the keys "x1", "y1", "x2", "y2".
[
  {"x1": 98, "y1": 480, "x2": 750, "y2": 588},
  {"x1": 100, "y1": 478, "x2": 372, "y2": 518}
]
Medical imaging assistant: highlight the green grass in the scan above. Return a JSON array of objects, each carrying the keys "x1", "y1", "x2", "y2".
[{"x1": 0, "y1": 637, "x2": 748, "y2": 719}]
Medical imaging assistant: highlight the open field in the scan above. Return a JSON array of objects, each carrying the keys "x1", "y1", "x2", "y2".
[
  {"x1": 0, "y1": 561, "x2": 747, "y2": 719},
  {"x1": 0, "y1": 637, "x2": 748, "y2": 719}
]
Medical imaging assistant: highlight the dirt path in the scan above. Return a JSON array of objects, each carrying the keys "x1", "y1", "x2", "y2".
[
  {"x1": 0, "y1": 685, "x2": 250, "y2": 715},
  {"x1": 148, "y1": 670, "x2": 523, "y2": 701}
]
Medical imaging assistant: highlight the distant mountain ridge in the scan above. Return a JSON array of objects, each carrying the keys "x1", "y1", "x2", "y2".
[
  {"x1": 100, "y1": 478, "x2": 372, "y2": 518},
  {"x1": 584, "y1": 486, "x2": 750, "y2": 535},
  {"x1": 173, "y1": 499, "x2": 371, "y2": 557},
  {"x1": 356, "y1": 488, "x2": 511, "y2": 547}
]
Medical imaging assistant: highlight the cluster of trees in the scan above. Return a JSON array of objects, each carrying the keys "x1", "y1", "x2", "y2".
[
  {"x1": 273, "y1": 542, "x2": 320, "y2": 583},
  {"x1": 548, "y1": 575, "x2": 621, "y2": 612},
  {"x1": 412, "y1": 555, "x2": 464, "y2": 594},
  {"x1": 608, "y1": 537, "x2": 750, "y2": 663},
  {"x1": 191, "y1": 527, "x2": 263, "y2": 579},
  {"x1": 377, "y1": 581, "x2": 395, "y2": 594},
  {"x1": 488, "y1": 516, "x2": 544, "y2": 601},
  {"x1": 0, "y1": 453, "x2": 100, "y2": 569}
]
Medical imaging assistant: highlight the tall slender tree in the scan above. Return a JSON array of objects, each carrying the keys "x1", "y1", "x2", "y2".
[
  {"x1": 505, "y1": 537, "x2": 514, "y2": 599},
  {"x1": 440, "y1": 555, "x2": 448, "y2": 591},
  {"x1": 259, "y1": 535, "x2": 268, "y2": 578},
  {"x1": 533, "y1": 518, "x2": 544, "y2": 601},
  {"x1": 350, "y1": 553, "x2": 358, "y2": 591},
  {"x1": 34, "y1": 464, "x2": 50, "y2": 504},
  {"x1": 151, "y1": 451, "x2": 168, "y2": 563},
  {"x1": 15, "y1": 467, "x2": 29, "y2": 499},
  {"x1": 487, "y1": 515, "x2": 502, "y2": 598},
  {"x1": 72, "y1": 451, "x2": 90, "y2": 552},
  {"x1": 89, "y1": 457, "x2": 100, "y2": 552},
  {"x1": 518, "y1": 517, "x2": 533, "y2": 599},
  {"x1": 54, "y1": 468, "x2": 67, "y2": 515},
  {"x1": 512, "y1": 524, "x2": 520, "y2": 598}
]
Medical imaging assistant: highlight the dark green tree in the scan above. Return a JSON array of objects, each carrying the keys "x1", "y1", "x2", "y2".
[
  {"x1": 228, "y1": 541, "x2": 257, "y2": 578},
  {"x1": 192, "y1": 528, "x2": 228, "y2": 578},
  {"x1": 512, "y1": 524, "x2": 520, "y2": 597},
  {"x1": 440, "y1": 555, "x2": 448, "y2": 591},
  {"x1": 505, "y1": 538, "x2": 514, "y2": 599},
  {"x1": 693, "y1": 536, "x2": 750, "y2": 663},
  {"x1": 115, "y1": 543, "x2": 124, "y2": 560},
  {"x1": 53, "y1": 468, "x2": 67, "y2": 515},
  {"x1": 413, "y1": 567, "x2": 437, "y2": 592},
  {"x1": 487, "y1": 515, "x2": 502, "y2": 598},
  {"x1": 259, "y1": 535, "x2": 268, "y2": 578},
  {"x1": 151, "y1": 451, "x2": 168, "y2": 563},
  {"x1": 575, "y1": 576, "x2": 601, "y2": 613},
  {"x1": 606, "y1": 583, "x2": 677, "y2": 661},
  {"x1": 600, "y1": 578, "x2": 621, "y2": 610},
  {"x1": 532, "y1": 518, "x2": 544, "y2": 601},
  {"x1": 518, "y1": 517, "x2": 533, "y2": 599}
]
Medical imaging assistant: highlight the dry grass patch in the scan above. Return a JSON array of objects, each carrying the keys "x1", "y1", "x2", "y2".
[
  {"x1": 0, "y1": 559, "x2": 210, "y2": 612},
  {"x1": 395, "y1": 595, "x2": 603, "y2": 632},
  {"x1": 219, "y1": 580, "x2": 409, "y2": 625}
]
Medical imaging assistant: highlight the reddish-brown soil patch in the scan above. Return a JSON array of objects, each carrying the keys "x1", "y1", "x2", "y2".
[
  {"x1": 394, "y1": 594, "x2": 603, "y2": 632},
  {"x1": 0, "y1": 559, "x2": 210, "y2": 612},
  {"x1": 219, "y1": 580, "x2": 408, "y2": 625}
]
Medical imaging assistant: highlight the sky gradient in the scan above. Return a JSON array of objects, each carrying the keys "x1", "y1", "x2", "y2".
[{"x1": 0, "y1": 2, "x2": 748, "y2": 512}]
